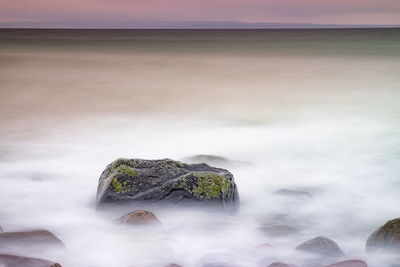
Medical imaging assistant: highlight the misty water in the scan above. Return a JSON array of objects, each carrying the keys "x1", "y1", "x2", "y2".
[{"x1": 1, "y1": 29, "x2": 400, "y2": 266}]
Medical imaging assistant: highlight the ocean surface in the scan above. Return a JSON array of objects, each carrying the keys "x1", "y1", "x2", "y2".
[{"x1": 0, "y1": 28, "x2": 400, "y2": 266}]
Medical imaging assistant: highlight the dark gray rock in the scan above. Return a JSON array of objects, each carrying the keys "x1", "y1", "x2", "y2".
[
  {"x1": 0, "y1": 230, "x2": 64, "y2": 252},
  {"x1": 96, "y1": 158, "x2": 239, "y2": 211},
  {"x1": 296, "y1": 236, "x2": 345, "y2": 258},
  {"x1": 366, "y1": 218, "x2": 400, "y2": 253},
  {"x1": 0, "y1": 254, "x2": 61, "y2": 267}
]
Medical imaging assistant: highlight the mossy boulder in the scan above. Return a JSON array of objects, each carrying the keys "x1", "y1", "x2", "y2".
[
  {"x1": 96, "y1": 158, "x2": 239, "y2": 211},
  {"x1": 366, "y1": 218, "x2": 400, "y2": 253}
]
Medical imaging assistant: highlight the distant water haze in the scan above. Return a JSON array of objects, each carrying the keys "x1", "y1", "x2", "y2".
[{"x1": 0, "y1": 29, "x2": 400, "y2": 266}]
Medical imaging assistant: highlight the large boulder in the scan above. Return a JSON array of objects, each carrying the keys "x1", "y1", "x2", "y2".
[
  {"x1": 296, "y1": 236, "x2": 345, "y2": 258},
  {"x1": 96, "y1": 158, "x2": 239, "y2": 210},
  {"x1": 0, "y1": 254, "x2": 61, "y2": 267},
  {"x1": 366, "y1": 218, "x2": 400, "y2": 253},
  {"x1": 0, "y1": 230, "x2": 64, "y2": 252}
]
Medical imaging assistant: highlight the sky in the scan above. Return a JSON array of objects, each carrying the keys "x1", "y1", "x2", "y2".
[{"x1": 1, "y1": 0, "x2": 400, "y2": 27}]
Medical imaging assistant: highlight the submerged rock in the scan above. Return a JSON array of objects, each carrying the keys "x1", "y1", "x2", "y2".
[
  {"x1": 273, "y1": 189, "x2": 313, "y2": 199},
  {"x1": 260, "y1": 222, "x2": 299, "y2": 237},
  {"x1": 96, "y1": 158, "x2": 239, "y2": 211},
  {"x1": 0, "y1": 230, "x2": 64, "y2": 252},
  {"x1": 259, "y1": 214, "x2": 301, "y2": 237},
  {"x1": 268, "y1": 263, "x2": 291, "y2": 267},
  {"x1": 324, "y1": 260, "x2": 368, "y2": 267},
  {"x1": 366, "y1": 218, "x2": 400, "y2": 253},
  {"x1": 115, "y1": 210, "x2": 161, "y2": 226},
  {"x1": 182, "y1": 155, "x2": 234, "y2": 166},
  {"x1": 0, "y1": 254, "x2": 61, "y2": 267},
  {"x1": 296, "y1": 236, "x2": 345, "y2": 258}
]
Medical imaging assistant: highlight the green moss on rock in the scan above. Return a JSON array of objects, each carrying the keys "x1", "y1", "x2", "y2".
[
  {"x1": 191, "y1": 172, "x2": 230, "y2": 199},
  {"x1": 111, "y1": 177, "x2": 128, "y2": 193},
  {"x1": 367, "y1": 218, "x2": 400, "y2": 252},
  {"x1": 97, "y1": 158, "x2": 238, "y2": 210}
]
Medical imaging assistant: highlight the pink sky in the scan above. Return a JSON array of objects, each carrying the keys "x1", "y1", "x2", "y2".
[{"x1": 1, "y1": 0, "x2": 400, "y2": 25}]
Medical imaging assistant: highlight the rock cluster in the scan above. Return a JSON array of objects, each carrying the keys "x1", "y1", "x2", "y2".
[{"x1": 0, "y1": 227, "x2": 63, "y2": 267}]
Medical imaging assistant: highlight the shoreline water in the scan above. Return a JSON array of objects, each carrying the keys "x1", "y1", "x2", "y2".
[{"x1": 0, "y1": 29, "x2": 400, "y2": 266}]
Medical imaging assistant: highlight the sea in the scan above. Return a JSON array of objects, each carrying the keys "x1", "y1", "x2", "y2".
[{"x1": 0, "y1": 28, "x2": 400, "y2": 266}]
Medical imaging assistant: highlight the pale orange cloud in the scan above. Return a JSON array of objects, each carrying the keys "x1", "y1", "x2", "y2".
[{"x1": 1, "y1": 0, "x2": 400, "y2": 25}]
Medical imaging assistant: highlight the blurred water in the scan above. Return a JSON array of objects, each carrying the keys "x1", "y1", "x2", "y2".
[{"x1": 0, "y1": 29, "x2": 400, "y2": 266}]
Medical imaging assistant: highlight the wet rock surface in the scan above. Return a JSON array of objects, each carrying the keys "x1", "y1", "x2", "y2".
[
  {"x1": 0, "y1": 230, "x2": 64, "y2": 252},
  {"x1": 366, "y1": 218, "x2": 400, "y2": 253},
  {"x1": 96, "y1": 158, "x2": 239, "y2": 211},
  {"x1": 0, "y1": 254, "x2": 61, "y2": 267},
  {"x1": 296, "y1": 236, "x2": 345, "y2": 258},
  {"x1": 115, "y1": 210, "x2": 161, "y2": 225}
]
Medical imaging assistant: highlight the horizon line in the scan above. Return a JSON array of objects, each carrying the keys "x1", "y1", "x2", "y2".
[{"x1": 1, "y1": 20, "x2": 400, "y2": 29}]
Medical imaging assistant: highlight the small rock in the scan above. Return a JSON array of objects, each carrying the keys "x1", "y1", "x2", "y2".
[
  {"x1": 324, "y1": 260, "x2": 368, "y2": 267},
  {"x1": 165, "y1": 264, "x2": 182, "y2": 267},
  {"x1": 0, "y1": 230, "x2": 64, "y2": 252},
  {"x1": 183, "y1": 155, "x2": 234, "y2": 166},
  {"x1": 296, "y1": 236, "x2": 345, "y2": 258},
  {"x1": 273, "y1": 189, "x2": 313, "y2": 199},
  {"x1": 115, "y1": 210, "x2": 161, "y2": 225},
  {"x1": 260, "y1": 222, "x2": 299, "y2": 237},
  {"x1": 0, "y1": 254, "x2": 61, "y2": 267},
  {"x1": 268, "y1": 262, "x2": 291, "y2": 267},
  {"x1": 366, "y1": 218, "x2": 400, "y2": 253}
]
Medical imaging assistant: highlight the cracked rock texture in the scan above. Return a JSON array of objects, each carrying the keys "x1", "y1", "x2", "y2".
[{"x1": 96, "y1": 158, "x2": 239, "y2": 211}]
